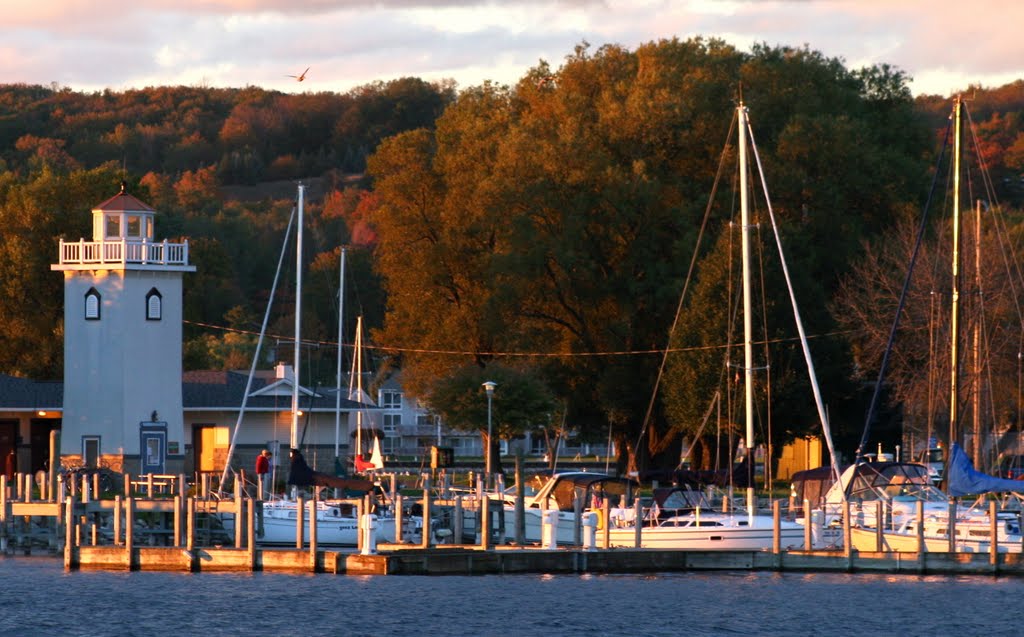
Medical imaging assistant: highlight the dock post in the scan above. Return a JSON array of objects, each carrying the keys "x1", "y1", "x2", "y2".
[
  {"x1": 454, "y1": 495, "x2": 464, "y2": 545},
  {"x1": 114, "y1": 495, "x2": 123, "y2": 546},
  {"x1": 63, "y1": 496, "x2": 76, "y2": 570},
  {"x1": 916, "y1": 500, "x2": 925, "y2": 553},
  {"x1": 395, "y1": 494, "x2": 404, "y2": 543},
  {"x1": 948, "y1": 499, "x2": 957, "y2": 552},
  {"x1": 990, "y1": 500, "x2": 999, "y2": 570},
  {"x1": 481, "y1": 498, "x2": 491, "y2": 550},
  {"x1": 126, "y1": 497, "x2": 135, "y2": 571},
  {"x1": 514, "y1": 454, "x2": 525, "y2": 545},
  {"x1": 296, "y1": 496, "x2": 305, "y2": 549},
  {"x1": 48, "y1": 429, "x2": 58, "y2": 502},
  {"x1": 842, "y1": 501, "x2": 852, "y2": 569},
  {"x1": 803, "y1": 499, "x2": 811, "y2": 549},
  {"x1": 634, "y1": 497, "x2": 642, "y2": 548},
  {"x1": 124, "y1": 473, "x2": 131, "y2": 498},
  {"x1": 308, "y1": 497, "x2": 317, "y2": 573},
  {"x1": 0, "y1": 476, "x2": 7, "y2": 554},
  {"x1": 602, "y1": 498, "x2": 610, "y2": 549},
  {"x1": 875, "y1": 501, "x2": 883, "y2": 552},
  {"x1": 234, "y1": 490, "x2": 243, "y2": 549},
  {"x1": 247, "y1": 498, "x2": 256, "y2": 571},
  {"x1": 356, "y1": 498, "x2": 364, "y2": 552},
  {"x1": 421, "y1": 477, "x2": 432, "y2": 549},
  {"x1": 186, "y1": 497, "x2": 195, "y2": 552},
  {"x1": 572, "y1": 493, "x2": 583, "y2": 547},
  {"x1": 772, "y1": 500, "x2": 781, "y2": 555},
  {"x1": 173, "y1": 495, "x2": 182, "y2": 547}
]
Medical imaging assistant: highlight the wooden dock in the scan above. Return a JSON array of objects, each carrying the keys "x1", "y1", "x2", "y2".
[
  {"x1": 8, "y1": 471, "x2": 1024, "y2": 577},
  {"x1": 59, "y1": 542, "x2": 1024, "y2": 576}
]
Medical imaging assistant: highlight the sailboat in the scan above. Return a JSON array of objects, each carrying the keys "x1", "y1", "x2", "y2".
[
  {"x1": 600, "y1": 102, "x2": 810, "y2": 550},
  {"x1": 222, "y1": 185, "x2": 414, "y2": 547},
  {"x1": 832, "y1": 96, "x2": 1024, "y2": 553}
]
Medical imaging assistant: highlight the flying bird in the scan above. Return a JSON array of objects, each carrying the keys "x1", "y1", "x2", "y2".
[{"x1": 287, "y1": 67, "x2": 310, "y2": 82}]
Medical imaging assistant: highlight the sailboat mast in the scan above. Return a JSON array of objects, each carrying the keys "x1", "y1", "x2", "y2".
[
  {"x1": 738, "y1": 103, "x2": 756, "y2": 517},
  {"x1": 291, "y1": 184, "x2": 305, "y2": 452},
  {"x1": 355, "y1": 316, "x2": 364, "y2": 460},
  {"x1": 335, "y1": 247, "x2": 347, "y2": 460},
  {"x1": 972, "y1": 199, "x2": 982, "y2": 466},
  {"x1": 948, "y1": 97, "x2": 962, "y2": 458}
]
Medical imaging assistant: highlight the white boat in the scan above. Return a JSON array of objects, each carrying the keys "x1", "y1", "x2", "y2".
[
  {"x1": 823, "y1": 459, "x2": 1022, "y2": 553},
  {"x1": 229, "y1": 497, "x2": 418, "y2": 547},
  {"x1": 495, "y1": 470, "x2": 805, "y2": 550},
  {"x1": 606, "y1": 485, "x2": 805, "y2": 550}
]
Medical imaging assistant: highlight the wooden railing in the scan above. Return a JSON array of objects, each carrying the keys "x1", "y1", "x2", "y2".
[{"x1": 58, "y1": 238, "x2": 190, "y2": 266}]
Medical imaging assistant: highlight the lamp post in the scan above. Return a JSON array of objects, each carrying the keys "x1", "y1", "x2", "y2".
[{"x1": 482, "y1": 381, "x2": 497, "y2": 491}]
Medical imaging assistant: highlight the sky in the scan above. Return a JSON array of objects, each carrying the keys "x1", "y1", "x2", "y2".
[{"x1": 3, "y1": 0, "x2": 1023, "y2": 98}]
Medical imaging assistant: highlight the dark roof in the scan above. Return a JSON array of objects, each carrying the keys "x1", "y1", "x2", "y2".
[
  {"x1": 0, "y1": 375, "x2": 63, "y2": 409},
  {"x1": 93, "y1": 191, "x2": 155, "y2": 213},
  {"x1": 182, "y1": 369, "x2": 370, "y2": 411},
  {"x1": 0, "y1": 372, "x2": 369, "y2": 412}
]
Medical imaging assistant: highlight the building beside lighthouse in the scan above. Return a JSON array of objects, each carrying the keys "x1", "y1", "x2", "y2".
[{"x1": 51, "y1": 183, "x2": 195, "y2": 474}]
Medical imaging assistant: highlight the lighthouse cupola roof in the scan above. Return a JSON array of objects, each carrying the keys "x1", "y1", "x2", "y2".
[{"x1": 91, "y1": 181, "x2": 157, "y2": 242}]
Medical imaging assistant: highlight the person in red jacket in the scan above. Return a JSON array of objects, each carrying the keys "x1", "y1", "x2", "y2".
[{"x1": 255, "y1": 449, "x2": 272, "y2": 498}]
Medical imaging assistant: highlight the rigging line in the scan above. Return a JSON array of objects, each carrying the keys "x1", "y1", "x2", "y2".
[
  {"x1": 217, "y1": 205, "x2": 297, "y2": 495},
  {"x1": 631, "y1": 110, "x2": 738, "y2": 457},
  {"x1": 182, "y1": 318, "x2": 853, "y2": 357},
  {"x1": 754, "y1": 193, "x2": 774, "y2": 491},
  {"x1": 855, "y1": 112, "x2": 955, "y2": 464},
  {"x1": 744, "y1": 109, "x2": 842, "y2": 485}
]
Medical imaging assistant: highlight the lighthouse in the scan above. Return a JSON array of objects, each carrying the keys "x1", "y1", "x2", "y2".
[{"x1": 52, "y1": 183, "x2": 195, "y2": 474}]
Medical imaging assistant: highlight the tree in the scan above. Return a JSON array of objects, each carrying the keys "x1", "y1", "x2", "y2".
[
  {"x1": 426, "y1": 364, "x2": 557, "y2": 474},
  {"x1": 367, "y1": 38, "x2": 929, "y2": 473}
]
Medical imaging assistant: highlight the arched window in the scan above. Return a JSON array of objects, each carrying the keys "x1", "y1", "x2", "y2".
[
  {"x1": 146, "y1": 288, "x2": 162, "y2": 321},
  {"x1": 84, "y1": 288, "x2": 101, "y2": 320}
]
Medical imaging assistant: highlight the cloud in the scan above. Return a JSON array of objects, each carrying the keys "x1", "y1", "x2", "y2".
[{"x1": 2, "y1": 0, "x2": 1023, "y2": 96}]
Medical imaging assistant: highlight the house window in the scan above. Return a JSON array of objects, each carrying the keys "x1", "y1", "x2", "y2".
[
  {"x1": 383, "y1": 413, "x2": 400, "y2": 434},
  {"x1": 146, "y1": 288, "x2": 162, "y2": 320},
  {"x1": 380, "y1": 390, "x2": 401, "y2": 409},
  {"x1": 382, "y1": 437, "x2": 398, "y2": 454},
  {"x1": 85, "y1": 288, "x2": 101, "y2": 320},
  {"x1": 127, "y1": 215, "x2": 141, "y2": 237},
  {"x1": 83, "y1": 436, "x2": 100, "y2": 468}
]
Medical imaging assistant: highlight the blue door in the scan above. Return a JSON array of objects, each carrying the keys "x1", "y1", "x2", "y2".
[{"x1": 140, "y1": 424, "x2": 167, "y2": 474}]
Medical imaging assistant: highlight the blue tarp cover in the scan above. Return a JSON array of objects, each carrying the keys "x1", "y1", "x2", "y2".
[{"x1": 947, "y1": 443, "x2": 1024, "y2": 496}]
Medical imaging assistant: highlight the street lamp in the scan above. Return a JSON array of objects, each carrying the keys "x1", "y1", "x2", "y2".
[{"x1": 482, "y1": 381, "x2": 497, "y2": 490}]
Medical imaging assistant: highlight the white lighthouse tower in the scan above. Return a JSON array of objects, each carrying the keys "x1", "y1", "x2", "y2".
[{"x1": 52, "y1": 183, "x2": 195, "y2": 474}]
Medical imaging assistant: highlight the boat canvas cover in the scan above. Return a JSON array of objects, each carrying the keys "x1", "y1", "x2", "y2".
[
  {"x1": 824, "y1": 462, "x2": 932, "y2": 504},
  {"x1": 790, "y1": 466, "x2": 840, "y2": 509},
  {"x1": 946, "y1": 443, "x2": 1024, "y2": 496}
]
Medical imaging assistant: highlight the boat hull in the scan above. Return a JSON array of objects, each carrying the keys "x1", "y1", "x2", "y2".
[
  {"x1": 608, "y1": 516, "x2": 806, "y2": 551},
  {"x1": 849, "y1": 526, "x2": 1023, "y2": 553}
]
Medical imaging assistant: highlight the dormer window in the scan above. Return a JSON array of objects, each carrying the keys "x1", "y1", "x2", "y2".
[
  {"x1": 85, "y1": 288, "x2": 101, "y2": 320},
  {"x1": 146, "y1": 288, "x2": 162, "y2": 321}
]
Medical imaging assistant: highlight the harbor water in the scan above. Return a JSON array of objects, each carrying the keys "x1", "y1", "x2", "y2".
[{"x1": 4, "y1": 557, "x2": 1024, "y2": 637}]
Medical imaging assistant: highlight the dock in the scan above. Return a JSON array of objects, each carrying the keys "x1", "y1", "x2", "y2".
[{"x1": 7, "y1": 471, "x2": 1024, "y2": 577}]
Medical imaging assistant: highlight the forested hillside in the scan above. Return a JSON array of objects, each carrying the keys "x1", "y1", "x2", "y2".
[{"x1": 3, "y1": 39, "x2": 1024, "y2": 470}]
